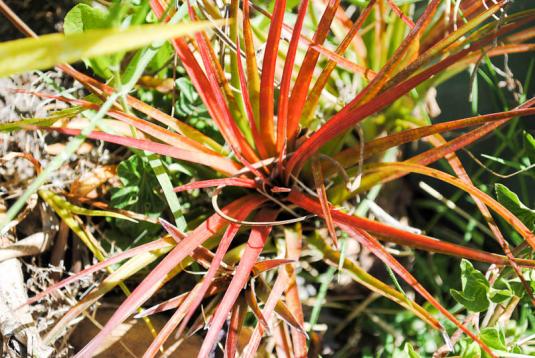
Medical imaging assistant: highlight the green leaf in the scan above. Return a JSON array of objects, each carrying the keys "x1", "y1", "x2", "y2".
[
  {"x1": 489, "y1": 277, "x2": 526, "y2": 303},
  {"x1": 450, "y1": 259, "x2": 490, "y2": 312},
  {"x1": 146, "y1": 42, "x2": 173, "y2": 74},
  {"x1": 480, "y1": 327, "x2": 506, "y2": 351},
  {"x1": 489, "y1": 279, "x2": 514, "y2": 304},
  {"x1": 174, "y1": 76, "x2": 222, "y2": 141},
  {"x1": 110, "y1": 155, "x2": 165, "y2": 239},
  {"x1": 0, "y1": 20, "x2": 215, "y2": 78},
  {"x1": 404, "y1": 343, "x2": 422, "y2": 358},
  {"x1": 146, "y1": 153, "x2": 187, "y2": 231},
  {"x1": 523, "y1": 131, "x2": 535, "y2": 163},
  {"x1": 461, "y1": 340, "x2": 481, "y2": 358},
  {"x1": 0, "y1": 107, "x2": 82, "y2": 132},
  {"x1": 495, "y1": 183, "x2": 535, "y2": 231},
  {"x1": 64, "y1": 3, "x2": 115, "y2": 78},
  {"x1": 64, "y1": 4, "x2": 108, "y2": 33},
  {"x1": 175, "y1": 77, "x2": 210, "y2": 120}
]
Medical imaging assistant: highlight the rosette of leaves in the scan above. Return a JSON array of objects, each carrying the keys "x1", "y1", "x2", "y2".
[{"x1": 3, "y1": 0, "x2": 535, "y2": 357}]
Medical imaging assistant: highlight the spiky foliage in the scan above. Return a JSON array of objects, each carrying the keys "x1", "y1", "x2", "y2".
[{"x1": 2, "y1": 0, "x2": 535, "y2": 357}]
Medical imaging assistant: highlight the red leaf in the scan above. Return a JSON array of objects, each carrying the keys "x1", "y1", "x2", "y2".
[
  {"x1": 18, "y1": 90, "x2": 220, "y2": 155},
  {"x1": 39, "y1": 127, "x2": 241, "y2": 175},
  {"x1": 135, "y1": 278, "x2": 227, "y2": 319},
  {"x1": 286, "y1": 0, "x2": 341, "y2": 142},
  {"x1": 284, "y1": 226, "x2": 307, "y2": 357},
  {"x1": 135, "y1": 292, "x2": 189, "y2": 319},
  {"x1": 23, "y1": 238, "x2": 173, "y2": 307},
  {"x1": 351, "y1": 98, "x2": 535, "y2": 194},
  {"x1": 74, "y1": 195, "x2": 264, "y2": 358},
  {"x1": 362, "y1": 163, "x2": 535, "y2": 251},
  {"x1": 52, "y1": 66, "x2": 224, "y2": 154},
  {"x1": 286, "y1": 21, "x2": 514, "y2": 177},
  {"x1": 243, "y1": 268, "x2": 290, "y2": 357},
  {"x1": 311, "y1": 159, "x2": 338, "y2": 248},
  {"x1": 342, "y1": 227, "x2": 495, "y2": 358},
  {"x1": 197, "y1": 209, "x2": 279, "y2": 357},
  {"x1": 252, "y1": 259, "x2": 295, "y2": 276},
  {"x1": 151, "y1": 0, "x2": 261, "y2": 171},
  {"x1": 330, "y1": 107, "x2": 535, "y2": 172},
  {"x1": 184, "y1": 0, "x2": 260, "y2": 166},
  {"x1": 259, "y1": 0, "x2": 287, "y2": 154},
  {"x1": 290, "y1": 190, "x2": 497, "y2": 357},
  {"x1": 173, "y1": 178, "x2": 257, "y2": 193},
  {"x1": 173, "y1": 197, "x2": 267, "y2": 339},
  {"x1": 276, "y1": 0, "x2": 309, "y2": 158},
  {"x1": 225, "y1": 296, "x2": 247, "y2": 358},
  {"x1": 143, "y1": 282, "x2": 203, "y2": 358}
]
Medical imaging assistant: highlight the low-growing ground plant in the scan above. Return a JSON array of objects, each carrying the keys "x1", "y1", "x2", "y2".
[{"x1": 0, "y1": 0, "x2": 534, "y2": 357}]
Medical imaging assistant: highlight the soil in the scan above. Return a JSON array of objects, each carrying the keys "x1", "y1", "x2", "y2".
[{"x1": 0, "y1": 0, "x2": 71, "y2": 41}]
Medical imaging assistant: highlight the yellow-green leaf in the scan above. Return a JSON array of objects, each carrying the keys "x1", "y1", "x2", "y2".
[
  {"x1": 39, "y1": 189, "x2": 136, "y2": 222},
  {"x1": 0, "y1": 107, "x2": 83, "y2": 132},
  {"x1": 0, "y1": 21, "x2": 215, "y2": 78}
]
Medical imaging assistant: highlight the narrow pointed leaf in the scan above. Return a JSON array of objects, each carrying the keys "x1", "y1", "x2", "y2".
[
  {"x1": 74, "y1": 195, "x2": 264, "y2": 358},
  {"x1": 226, "y1": 296, "x2": 247, "y2": 358},
  {"x1": 312, "y1": 159, "x2": 338, "y2": 247},
  {"x1": 174, "y1": 198, "x2": 267, "y2": 339},
  {"x1": 286, "y1": 0, "x2": 341, "y2": 141},
  {"x1": 173, "y1": 178, "x2": 256, "y2": 193},
  {"x1": 0, "y1": 21, "x2": 216, "y2": 77},
  {"x1": 252, "y1": 259, "x2": 295, "y2": 276},
  {"x1": 198, "y1": 209, "x2": 278, "y2": 357},
  {"x1": 256, "y1": 278, "x2": 305, "y2": 334},
  {"x1": 276, "y1": 0, "x2": 309, "y2": 156},
  {"x1": 245, "y1": 285, "x2": 270, "y2": 333},
  {"x1": 38, "y1": 126, "x2": 241, "y2": 175},
  {"x1": 307, "y1": 231, "x2": 440, "y2": 329},
  {"x1": 45, "y1": 250, "x2": 165, "y2": 343},
  {"x1": 243, "y1": 269, "x2": 289, "y2": 357},
  {"x1": 287, "y1": 24, "x2": 518, "y2": 176},
  {"x1": 289, "y1": 191, "x2": 495, "y2": 357},
  {"x1": 24, "y1": 238, "x2": 174, "y2": 307},
  {"x1": 259, "y1": 0, "x2": 286, "y2": 153},
  {"x1": 331, "y1": 107, "x2": 535, "y2": 172},
  {"x1": 284, "y1": 226, "x2": 307, "y2": 357},
  {"x1": 363, "y1": 162, "x2": 535, "y2": 249}
]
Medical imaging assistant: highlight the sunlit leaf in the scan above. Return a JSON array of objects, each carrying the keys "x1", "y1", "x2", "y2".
[
  {"x1": 0, "y1": 20, "x2": 215, "y2": 77},
  {"x1": 480, "y1": 327, "x2": 507, "y2": 351},
  {"x1": 495, "y1": 184, "x2": 535, "y2": 231},
  {"x1": 450, "y1": 260, "x2": 490, "y2": 313},
  {"x1": 404, "y1": 343, "x2": 422, "y2": 358}
]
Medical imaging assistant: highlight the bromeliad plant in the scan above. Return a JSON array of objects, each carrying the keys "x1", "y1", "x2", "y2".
[{"x1": 2, "y1": 0, "x2": 535, "y2": 356}]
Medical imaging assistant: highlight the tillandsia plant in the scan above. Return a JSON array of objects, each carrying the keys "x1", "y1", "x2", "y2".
[{"x1": 1, "y1": 0, "x2": 535, "y2": 356}]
